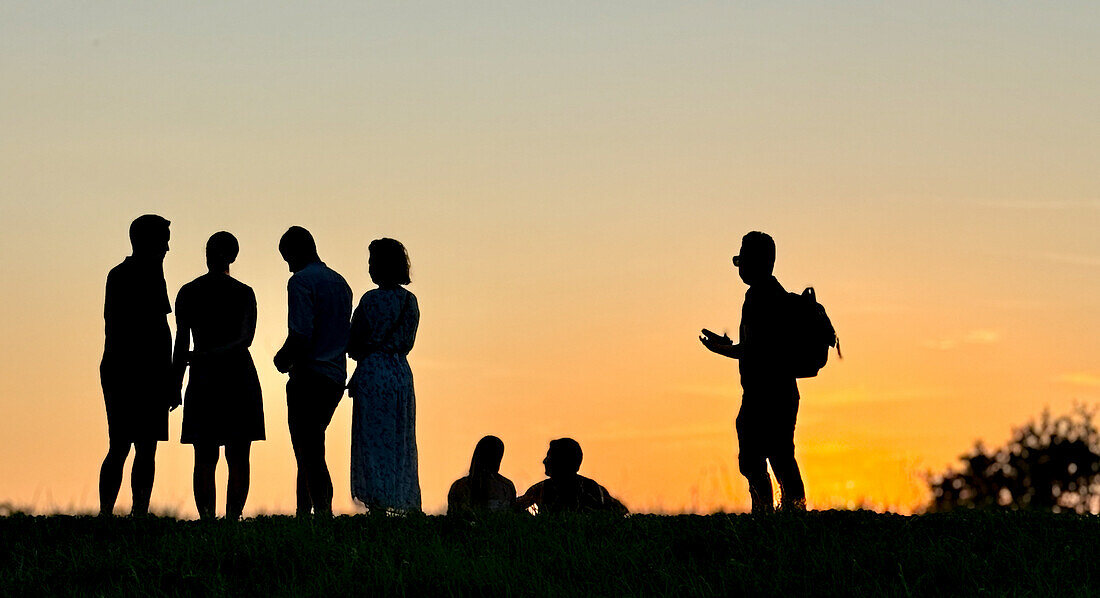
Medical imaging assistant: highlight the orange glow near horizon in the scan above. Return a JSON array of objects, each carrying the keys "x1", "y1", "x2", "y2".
[{"x1": 2, "y1": 3, "x2": 1099, "y2": 517}]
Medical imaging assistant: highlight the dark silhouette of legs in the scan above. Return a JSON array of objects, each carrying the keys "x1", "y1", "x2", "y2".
[
  {"x1": 739, "y1": 453, "x2": 775, "y2": 514},
  {"x1": 770, "y1": 452, "x2": 806, "y2": 510},
  {"x1": 131, "y1": 441, "x2": 157, "y2": 516},
  {"x1": 99, "y1": 440, "x2": 132, "y2": 516},
  {"x1": 295, "y1": 465, "x2": 312, "y2": 516},
  {"x1": 287, "y1": 373, "x2": 342, "y2": 517},
  {"x1": 289, "y1": 421, "x2": 333, "y2": 516},
  {"x1": 225, "y1": 442, "x2": 251, "y2": 520},
  {"x1": 193, "y1": 444, "x2": 219, "y2": 520}
]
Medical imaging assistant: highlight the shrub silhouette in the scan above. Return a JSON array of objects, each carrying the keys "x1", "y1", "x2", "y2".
[{"x1": 928, "y1": 405, "x2": 1100, "y2": 514}]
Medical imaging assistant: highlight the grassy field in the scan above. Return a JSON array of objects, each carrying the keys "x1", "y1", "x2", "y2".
[{"x1": 1, "y1": 509, "x2": 1098, "y2": 596}]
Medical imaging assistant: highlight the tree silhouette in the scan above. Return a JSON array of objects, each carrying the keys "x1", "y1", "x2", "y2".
[{"x1": 928, "y1": 405, "x2": 1100, "y2": 514}]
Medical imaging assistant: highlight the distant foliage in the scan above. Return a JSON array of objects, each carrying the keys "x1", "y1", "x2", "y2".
[{"x1": 929, "y1": 405, "x2": 1100, "y2": 514}]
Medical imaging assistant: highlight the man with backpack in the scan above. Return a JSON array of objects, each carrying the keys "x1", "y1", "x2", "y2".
[{"x1": 700, "y1": 231, "x2": 808, "y2": 513}]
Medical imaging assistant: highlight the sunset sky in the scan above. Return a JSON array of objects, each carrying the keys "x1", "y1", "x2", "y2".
[{"x1": 2, "y1": 2, "x2": 1098, "y2": 517}]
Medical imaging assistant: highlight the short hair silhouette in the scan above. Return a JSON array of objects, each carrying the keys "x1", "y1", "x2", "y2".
[
  {"x1": 547, "y1": 438, "x2": 583, "y2": 475},
  {"x1": 279, "y1": 226, "x2": 318, "y2": 260},
  {"x1": 738, "y1": 231, "x2": 775, "y2": 266},
  {"x1": 206, "y1": 231, "x2": 239, "y2": 270},
  {"x1": 470, "y1": 435, "x2": 505, "y2": 475},
  {"x1": 368, "y1": 238, "x2": 411, "y2": 286},
  {"x1": 129, "y1": 215, "x2": 170, "y2": 254}
]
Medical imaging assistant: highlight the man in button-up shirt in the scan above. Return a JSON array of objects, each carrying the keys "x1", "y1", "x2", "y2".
[{"x1": 275, "y1": 226, "x2": 352, "y2": 517}]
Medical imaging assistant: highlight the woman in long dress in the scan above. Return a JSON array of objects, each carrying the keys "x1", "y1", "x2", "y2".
[
  {"x1": 347, "y1": 238, "x2": 421, "y2": 512},
  {"x1": 172, "y1": 232, "x2": 265, "y2": 520}
]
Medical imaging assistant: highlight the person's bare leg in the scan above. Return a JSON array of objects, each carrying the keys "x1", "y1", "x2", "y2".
[
  {"x1": 131, "y1": 441, "x2": 157, "y2": 516},
  {"x1": 193, "y1": 444, "x2": 219, "y2": 520},
  {"x1": 225, "y1": 442, "x2": 251, "y2": 520},
  {"x1": 99, "y1": 440, "x2": 131, "y2": 516}
]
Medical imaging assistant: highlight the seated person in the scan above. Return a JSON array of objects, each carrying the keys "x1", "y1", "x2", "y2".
[
  {"x1": 515, "y1": 438, "x2": 628, "y2": 516},
  {"x1": 447, "y1": 435, "x2": 517, "y2": 516}
]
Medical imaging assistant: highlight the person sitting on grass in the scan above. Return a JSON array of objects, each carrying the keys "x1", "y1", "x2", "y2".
[
  {"x1": 447, "y1": 435, "x2": 516, "y2": 517},
  {"x1": 515, "y1": 438, "x2": 628, "y2": 516}
]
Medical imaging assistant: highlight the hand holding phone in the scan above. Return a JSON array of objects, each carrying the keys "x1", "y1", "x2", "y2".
[{"x1": 700, "y1": 328, "x2": 733, "y2": 346}]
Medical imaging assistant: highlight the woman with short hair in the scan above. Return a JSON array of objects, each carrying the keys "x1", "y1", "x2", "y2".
[
  {"x1": 172, "y1": 231, "x2": 265, "y2": 520},
  {"x1": 347, "y1": 238, "x2": 421, "y2": 512}
]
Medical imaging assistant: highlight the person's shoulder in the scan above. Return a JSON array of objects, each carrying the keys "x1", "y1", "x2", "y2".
[
  {"x1": 288, "y1": 266, "x2": 318, "y2": 293},
  {"x1": 317, "y1": 261, "x2": 345, "y2": 281},
  {"x1": 496, "y1": 473, "x2": 517, "y2": 495},
  {"x1": 177, "y1": 276, "x2": 202, "y2": 297},
  {"x1": 577, "y1": 474, "x2": 601, "y2": 489},
  {"x1": 449, "y1": 476, "x2": 471, "y2": 495},
  {"x1": 106, "y1": 258, "x2": 133, "y2": 282},
  {"x1": 318, "y1": 263, "x2": 352, "y2": 293},
  {"x1": 224, "y1": 276, "x2": 255, "y2": 302},
  {"x1": 772, "y1": 277, "x2": 787, "y2": 295},
  {"x1": 224, "y1": 275, "x2": 252, "y2": 292},
  {"x1": 357, "y1": 287, "x2": 383, "y2": 306},
  {"x1": 578, "y1": 475, "x2": 612, "y2": 496},
  {"x1": 288, "y1": 268, "x2": 308, "y2": 285},
  {"x1": 524, "y1": 479, "x2": 548, "y2": 495},
  {"x1": 106, "y1": 259, "x2": 127, "y2": 276}
]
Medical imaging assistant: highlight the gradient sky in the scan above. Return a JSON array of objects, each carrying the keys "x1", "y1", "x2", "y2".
[{"x1": 1, "y1": 1, "x2": 1098, "y2": 516}]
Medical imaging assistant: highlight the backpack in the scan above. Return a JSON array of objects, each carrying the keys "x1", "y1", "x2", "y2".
[{"x1": 787, "y1": 287, "x2": 841, "y2": 378}]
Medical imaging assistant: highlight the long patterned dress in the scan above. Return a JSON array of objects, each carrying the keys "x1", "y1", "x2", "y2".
[{"x1": 347, "y1": 286, "x2": 421, "y2": 511}]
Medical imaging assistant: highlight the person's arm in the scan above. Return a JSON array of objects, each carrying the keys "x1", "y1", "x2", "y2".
[
  {"x1": 514, "y1": 482, "x2": 542, "y2": 514},
  {"x1": 169, "y1": 293, "x2": 188, "y2": 411},
  {"x1": 274, "y1": 333, "x2": 307, "y2": 374},
  {"x1": 506, "y1": 479, "x2": 517, "y2": 510},
  {"x1": 446, "y1": 480, "x2": 470, "y2": 517},
  {"x1": 275, "y1": 278, "x2": 311, "y2": 373},
  {"x1": 396, "y1": 293, "x2": 419, "y2": 355},
  {"x1": 104, "y1": 269, "x2": 134, "y2": 345},
  {"x1": 346, "y1": 300, "x2": 369, "y2": 361}
]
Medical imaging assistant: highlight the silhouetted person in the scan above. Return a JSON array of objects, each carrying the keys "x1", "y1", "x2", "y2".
[
  {"x1": 173, "y1": 232, "x2": 265, "y2": 520},
  {"x1": 700, "y1": 231, "x2": 806, "y2": 513},
  {"x1": 515, "y1": 438, "x2": 627, "y2": 516},
  {"x1": 348, "y1": 238, "x2": 421, "y2": 512},
  {"x1": 99, "y1": 214, "x2": 178, "y2": 516},
  {"x1": 447, "y1": 436, "x2": 516, "y2": 516},
  {"x1": 274, "y1": 226, "x2": 352, "y2": 517}
]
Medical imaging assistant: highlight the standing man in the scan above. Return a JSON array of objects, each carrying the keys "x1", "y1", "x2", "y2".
[
  {"x1": 99, "y1": 214, "x2": 180, "y2": 516},
  {"x1": 275, "y1": 226, "x2": 352, "y2": 517},
  {"x1": 700, "y1": 231, "x2": 806, "y2": 513}
]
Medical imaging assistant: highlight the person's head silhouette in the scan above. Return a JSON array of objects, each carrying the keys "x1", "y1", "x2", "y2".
[
  {"x1": 470, "y1": 435, "x2": 505, "y2": 476},
  {"x1": 206, "y1": 231, "x2": 239, "y2": 273},
  {"x1": 278, "y1": 226, "x2": 319, "y2": 273},
  {"x1": 543, "y1": 438, "x2": 583, "y2": 478},
  {"x1": 733, "y1": 231, "x2": 775, "y2": 286},
  {"x1": 368, "y1": 238, "x2": 411, "y2": 287},
  {"x1": 129, "y1": 214, "x2": 171, "y2": 261}
]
